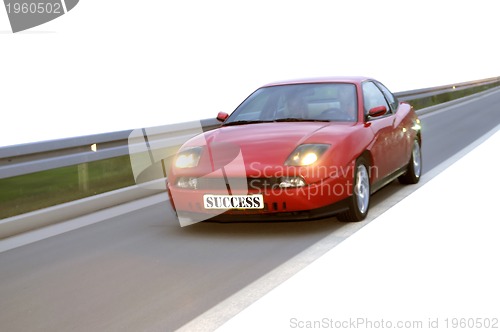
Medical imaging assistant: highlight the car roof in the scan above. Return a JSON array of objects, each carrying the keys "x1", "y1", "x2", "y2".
[{"x1": 261, "y1": 76, "x2": 372, "y2": 87}]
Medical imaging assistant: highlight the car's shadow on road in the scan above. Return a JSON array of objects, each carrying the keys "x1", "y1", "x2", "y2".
[{"x1": 171, "y1": 216, "x2": 345, "y2": 239}]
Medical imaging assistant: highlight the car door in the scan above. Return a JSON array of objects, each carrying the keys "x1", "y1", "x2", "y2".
[
  {"x1": 374, "y1": 81, "x2": 410, "y2": 169},
  {"x1": 362, "y1": 81, "x2": 403, "y2": 181}
]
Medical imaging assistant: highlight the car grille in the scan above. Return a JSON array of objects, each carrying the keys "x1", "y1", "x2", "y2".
[{"x1": 195, "y1": 177, "x2": 281, "y2": 191}]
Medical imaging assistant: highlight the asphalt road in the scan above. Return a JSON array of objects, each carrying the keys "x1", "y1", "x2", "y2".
[{"x1": 1, "y1": 89, "x2": 499, "y2": 332}]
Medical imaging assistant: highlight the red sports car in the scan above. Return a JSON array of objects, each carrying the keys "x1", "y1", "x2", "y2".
[{"x1": 167, "y1": 77, "x2": 422, "y2": 226}]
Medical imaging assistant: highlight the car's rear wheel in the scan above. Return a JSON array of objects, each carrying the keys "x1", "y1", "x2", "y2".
[
  {"x1": 338, "y1": 157, "x2": 370, "y2": 222},
  {"x1": 399, "y1": 138, "x2": 422, "y2": 184}
]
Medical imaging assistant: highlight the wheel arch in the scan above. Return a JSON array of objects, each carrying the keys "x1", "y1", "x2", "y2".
[
  {"x1": 358, "y1": 150, "x2": 375, "y2": 182},
  {"x1": 416, "y1": 130, "x2": 422, "y2": 146}
]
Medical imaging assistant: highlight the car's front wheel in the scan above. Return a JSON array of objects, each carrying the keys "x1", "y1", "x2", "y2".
[{"x1": 338, "y1": 158, "x2": 370, "y2": 222}]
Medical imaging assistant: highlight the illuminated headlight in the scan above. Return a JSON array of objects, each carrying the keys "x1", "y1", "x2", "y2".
[
  {"x1": 176, "y1": 177, "x2": 199, "y2": 189},
  {"x1": 175, "y1": 147, "x2": 202, "y2": 168},
  {"x1": 285, "y1": 144, "x2": 330, "y2": 166},
  {"x1": 279, "y1": 176, "x2": 306, "y2": 188}
]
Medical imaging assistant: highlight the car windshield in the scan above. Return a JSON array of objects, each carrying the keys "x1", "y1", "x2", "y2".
[{"x1": 224, "y1": 83, "x2": 358, "y2": 126}]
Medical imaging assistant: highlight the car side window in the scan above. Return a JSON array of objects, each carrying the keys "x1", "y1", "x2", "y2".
[
  {"x1": 375, "y1": 81, "x2": 398, "y2": 112},
  {"x1": 362, "y1": 81, "x2": 390, "y2": 116}
]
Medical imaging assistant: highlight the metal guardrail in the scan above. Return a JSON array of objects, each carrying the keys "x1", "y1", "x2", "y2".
[
  {"x1": 395, "y1": 76, "x2": 500, "y2": 99},
  {"x1": 1, "y1": 76, "x2": 499, "y2": 180},
  {"x1": 0, "y1": 119, "x2": 220, "y2": 179}
]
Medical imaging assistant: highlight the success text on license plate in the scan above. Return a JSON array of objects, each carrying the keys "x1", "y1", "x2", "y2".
[{"x1": 203, "y1": 194, "x2": 264, "y2": 210}]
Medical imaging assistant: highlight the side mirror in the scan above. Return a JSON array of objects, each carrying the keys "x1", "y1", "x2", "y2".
[
  {"x1": 368, "y1": 106, "x2": 387, "y2": 118},
  {"x1": 216, "y1": 112, "x2": 229, "y2": 122}
]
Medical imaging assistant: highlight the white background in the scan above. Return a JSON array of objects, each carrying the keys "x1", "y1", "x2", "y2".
[
  {"x1": 1, "y1": 0, "x2": 499, "y2": 146},
  {"x1": 217, "y1": 128, "x2": 500, "y2": 331}
]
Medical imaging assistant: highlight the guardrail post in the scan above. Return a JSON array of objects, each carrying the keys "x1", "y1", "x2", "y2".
[{"x1": 78, "y1": 163, "x2": 89, "y2": 192}]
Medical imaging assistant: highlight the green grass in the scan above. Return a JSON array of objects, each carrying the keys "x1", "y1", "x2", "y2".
[
  {"x1": 1, "y1": 81, "x2": 499, "y2": 219},
  {"x1": 0, "y1": 156, "x2": 135, "y2": 219}
]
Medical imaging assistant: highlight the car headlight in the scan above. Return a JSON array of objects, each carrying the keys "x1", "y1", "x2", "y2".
[
  {"x1": 279, "y1": 176, "x2": 306, "y2": 188},
  {"x1": 176, "y1": 177, "x2": 199, "y2": 189},
  {"x1": 175, "y1": 147, "x2": 203, "y2": 168},
  {"x1": 285, "y1": 144, "x2": 330, "y2": 166}
]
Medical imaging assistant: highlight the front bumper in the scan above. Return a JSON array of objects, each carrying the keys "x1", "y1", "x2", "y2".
[{"x1": 167, "y1": 172, "x2": 353, "y2": 223}]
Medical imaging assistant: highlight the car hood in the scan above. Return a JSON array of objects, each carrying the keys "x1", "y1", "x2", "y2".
[{"x1": 184, "y1": 122, "x2": 356, "y2": 174}]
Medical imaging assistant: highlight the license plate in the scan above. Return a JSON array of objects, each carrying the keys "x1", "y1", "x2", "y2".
[{"x1": 203, "y1": 194, "x2": 264, "y2": 210}]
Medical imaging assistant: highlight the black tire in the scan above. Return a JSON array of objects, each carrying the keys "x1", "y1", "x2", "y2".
[
  {"x1": 338, "y1": 157, "x2": 370, "y2": 222},
  {"x1": 399, "y1": 138, "x2": 422, "y2": 185}
]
